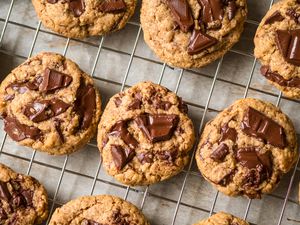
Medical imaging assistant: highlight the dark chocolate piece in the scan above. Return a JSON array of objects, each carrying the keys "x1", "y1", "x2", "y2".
[
  {"x1": 219, "y1": 123, "x2": 237, "y2": 143},
  {"x1": 275, "y1": 29, "x2": 300, "y2": 66},
  {"x1": 109, "y1": 121, "x2": 138, "y2": 149},
  {"x1": 6, "y1": 78, "x2": 41, "y2": 94},
  {"x1": 111, "y1": 145, "x2": 135, "y2": 170},
  {"x1": 166, "y1": 0, "x2": 194, "y2": 32},
  {"x1": 23, "y1": 99, "x2": 70, "y2": 123},
  {"x1": 114, "y1": 97, "x2": 122, "y2": 107},
  {"x1": 47, "y1": 0, "x2": 58, "y2": 3},
  {"x1": 198, "y1": 0, "x2": 224, "y2": 24},
  {"x1": 128, "y1": 99, "x2": 142, "y2": 110},
  {"x1": 178, "y1": 97, "x2": 188, "y2": 114},
  {"x1": 54, "y1": 119, "x2": 64, "y2": 143},
  {"x1": 264, "y1": 11, "x2": 284, "y2": 25},
  {"x1": 39, "y1": 68, "x2": 72, "y2": 92},
  {"x1": 227, "y1": 1, "x2": 237, "y2": 20},
  {"x1": 4, "y1": 116, "x2": 42, "y2": 142},
  {"x1": 0, "y1": 181, "x2": 11, "y2": 202},
  {"x1": 98, "y1": 0, "x2": 127, "y2": 13},
  {"x1": 134, "y1": 114, "x2": 179, "y2": 143},
  {"x1": 210, "y1": 143, "x2": 229, "y2": 161},
  {"x1": 187, "y1": 29, "x2": 218, "y2": 55},
  {"x1": 157, "y1": 150, "x2": 178, "y2": 162},
  {"x1": 260, "y1": 65, "x2": 300, "y2": 88},
  {"x1": 81, "y1": 219, "x2": 102, "y2": 225},
  {"x1": 69, "y1": 0, "x2": 85, "y2": 17},
  {"x1": 241, "y1": 107, "x2": 286, "y2": 148},
  {"x1": 286, "y1": 8, "x2": 300, "y2": 24},
  {"x1": 137, "y1": 152, "x2": 154, "y2": 164}
]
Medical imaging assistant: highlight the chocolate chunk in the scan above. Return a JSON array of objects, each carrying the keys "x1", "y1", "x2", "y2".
[
  {"x1": 39, "y1": 68, "x2": 72, "y2": 92},
  {"x1": 219, "y1": 123, "x2": 237, "y2": 143},
  {"x1": 187, "y1": 29, "x2": 218, "y2": 55},
  {"x1": 114, "y1": 97, "x2": 122, "y2": 107},
  {"x1": 110, "y1": 145, "x2": 135, "y2": 170},
  {"x1": 54, "y1": 119, "x2": 64, "y2": 143},
  {"x1": 81, "y1": 219, "x2": 102, "y2": 225},
  {"x1": 134, "y1": 114, "x2": 179, "y2": 143},
  {"x1": 165, "y1": 0, "x2": 194, "y2": 32},
  {"x1": 74, "y1": 82, "x2": 96, "y2": 130},
  {"x1": 23, "y1": 99, "x2": 70, "y2": 123},
  {"x1": 218, "y1": 169, "x2": 236, "y2": 186},
  {"x1": 264, "y1": 11, "x2": 284, "y2": 25},
  {"x1": 157, "y1": 150, "x2": 178, "y2": 162},
  {"x1": 137, "y1": 152, "x2": 154, "y2": 164},
  {"x1": 98, "y1": 0, "x2": 127, "y2": 13},
  {"x1": 0, "y1": 181, "x2": 11, "y2": 202},
  {"x1": 260, "y1": 65, "x2": 300, "y2": 88},
  {"x1": 275, "y1": 29, "x2": 300, "y2": 66},
  {"x1": 227, "y1": 1, "x2": 237, "y2": 20},
  {"x1": 241, "y1": 107, "x2": 286, "y2": 148},
  {"x1": 6, "y1": 78, "x2": 41, "y2": 94},
  {"x1": 69, "y1": 0, "x2": 85, "y2": 17},
  {"x1": 178, "y1": 97, "x2": 188, "y2": 114},
  {"x1": 4, "y1": 116, "x2": 42, "y2": 142},
  {"x1": 4, "y1": 94, "x2": 15, "y2": 101},
  {"x1": 0, "y1": 207, "x2": 7, "y2": 220},
  {"x1": 198, "y1": 0, "x2": 224, "y2": 24},
  {"x1": 47, "y1": 0, "x2": 58, "y2": 3},
  {"x1": 21, "y1": 190, "x2": 33, "y2": 206},
  {"x1": 153, "y1": 100, "x2": 172, "y2": 111},
  {"x1": 237, "y1": 147, "x2": 272, "y2": 187},
  {"x1": 210, "y1": 143, "x2": 229, "y2": 161},
  {"x1": 10, "y1": 193, "x2": 25, "y2": 209},
  {"x1": 286, "y1": 8, "x2": 300, "y2": 24},
  {"x1": 109, "y1": 121, "x2": 138, "y2": 149},
  {"x1": 128, "y1": 99, "x2": 142, "y2": 110}
]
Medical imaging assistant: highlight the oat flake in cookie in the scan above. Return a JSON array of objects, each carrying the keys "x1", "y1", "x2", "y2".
[
  {"x1": 31, "y1": 0, "x2": 137, "y2": 39},
  {"x1": 0, "y1": 163, "x2": 48, "y2": 225},
  {"x1": 196, "y1": 98, "x2": 298, "y2": 198},
  {"x1": 140, "y1": 0, "x2": 247, "y2": 68},
  {"x1": 254, "y1": 0, "x2": 300, "y2": 99},
  {"x1": 193, "y1": 212, "x2": 249, "y2": 225},
  {"x1": 0, "y1": 52, "x2": 101, "y2": 155},
  {"x1": 48, "y1": 195, "x2": 150, "y2": 225},
  {"x1": 97, "y1": 81, "x2": 195, "y2": 186}
]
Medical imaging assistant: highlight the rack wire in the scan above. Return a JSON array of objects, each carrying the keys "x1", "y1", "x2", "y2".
[{"x1": 0, "y1": 0, "x2": 299, "y2": 225}]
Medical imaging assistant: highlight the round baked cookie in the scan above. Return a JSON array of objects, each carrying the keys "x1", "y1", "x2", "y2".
[
  {"x1": 49, "y1": 195, "x2": 149, "y2": 225},
  {"x1": 97, "y1": 81, "x2": 195, "y2": 186},
  {"x1": 140, "y1": 0, "x2": 247, "y2": 69},
  {"x1": 0, "y1": 52, "x2": 101, "y2": 155},
  {"x1": 254, "y1": 0, "x2": 300, "y2": 99},
  {"x1": 196, "y1": 98, "x2": 298, "y2": 199},
  {"x1": 193, "y1": 212, "x2": 249, "y2": 225},
  {"x1": 0, "y1": 163, "x2": 48, "y2": 225},
  {"x1": 32, "y1": 0, "x2": 137, "y2": 39}
]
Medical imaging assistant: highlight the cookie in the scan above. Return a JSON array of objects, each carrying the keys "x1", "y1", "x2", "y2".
[
  {"x1": 196, "y1": 98, "x2": 298, "y2": 198},
  {"x1": 254, "y1": 0, "x2": 300, "y2": 99},
  {"x1": 48, "y1": 195, "x2": 149, "y2": 224},
  {"x1": 0, "y1": 52, "x2": 101, "y2": 155},
  {"x1": 97, "y1": 81, "x2": 195, "y2": 186},
  {"x1": 140, "y1": 0, "x2": 247, "y2": 69},
  {"x1": 32, "y1": 0, "x2": 137, "y2": 39},
  {"x1": 193, "y1": 212, "x2": 249, "y2": 225},
  {"x1": 0, "y1": 163, "x2": 48, "y2": 225}
]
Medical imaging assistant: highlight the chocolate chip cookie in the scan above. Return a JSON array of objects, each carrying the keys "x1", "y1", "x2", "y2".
[
  {"x1": 32, "y1": 0, "x2": 137, "y2": 39},
  {"x1": 254, "y1": 0, "x2": 300, "y2": 99},
  {"x1": 97, "y1": 81, "x2": 195, "y2": 186},
  {"x1": 193, "y1": 212, "x2": 249, "y2": 225},
  {"x1": 0, "y1": 163, "x2": 48, "y2": 225},
  {"x1": 196, "y1": 98, "x2": 298, "y2": 198},
  {"x1": 49, "y1": 195, "x2": 149, "y2": 224},
  {"x1": 0, "y1": 52, "x2": 101, "y2": 155},
  {"x1": 140, "y1": 0, "x2": 247, "y2": 68}
]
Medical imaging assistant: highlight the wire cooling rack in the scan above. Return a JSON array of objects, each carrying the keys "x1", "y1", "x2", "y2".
[{"x1": 0, "y1": 0, "x2": 300, "y2": 225}]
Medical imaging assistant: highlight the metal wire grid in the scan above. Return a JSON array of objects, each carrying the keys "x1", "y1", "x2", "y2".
[{"x1": 0, "y1": 0, "x2": 299, "y2": 224}]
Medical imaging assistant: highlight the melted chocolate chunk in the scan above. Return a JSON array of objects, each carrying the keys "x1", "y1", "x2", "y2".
[
  {"x1": 4, "y1": 116, "x2": 42, "y2": 142},
  {"x1": 157, "y1": 150, "x2": 178, "y2": 162},
  {"x1": 153, "y1": 100, "x2": 172, "y2": 110},
  {"x1": 69, "y1": 0, "x2": 85, "y2": 17},
  {"x1": 219, "y1": 123, "x2": 237, "y2": 143},
  {"x1": 187, "y1": 29, "x2": 218, "y2": 55},
  {"x1": 210, "y1": 143, "x2": 229, "y2": 161},
  {"x1": 114, "y1": 97, "x2": 122, "y2": 107},
  {"x1": 23, "y1": 99, "x2": 70, "y2": 123},
  {"x1": 218, "y1": 169, "x2": 236, "y2": 186},
  {"x1": 47, "y1": 0, "x2": 58, "y2": 3},
  {"x1": 128, "y1": 99, "x2": 142, "y2": 110},
  {"x1": 165, "y1": 0, "x2": 194, "y2": 32},
  {"x1": 227, "y1": 0, "x2": 237, "y2": 21},
  {"x1": 39, "y1": 68, "x2": 72, "y2": 92},
  {"x1": 137, "y1": 152, "x2": 154, "y2": 164},
  {"x1": 111, "y1": 145, "x2": 135, "y2": 170},
  {"x1": 0, "y1": 181, "x2": 11, "y2": 202},
  {"x1": 98, "y1": 0, "x2": 127, "y2": 13},
  {"x1": 260, "y1": 65, "x2": 300, "y2": 88},
  {"x1": 198, "y1": 0, "x2": 224, "y2": 24},
  {"x1": 81, "y1": 219, "x2": 102, "y2": 225},
  {"x1": 275, "y1": 29, "x2": 300, "y2": 66},
  {"x1": 109, "y1": 121, "x2": 138, "y2": 149},
  {"x1": 264, "y1": 11, "x2": 284, "y2": 25},
  {"x1": 178, "y1": 97, "x2": 188, "y2": 114},
  {"x1": 4, "y1": 94, "x2": 15, "y2": 101},
  {"x1": 54, "y1": 119, "x2": 64, "y2": 143},
  {"x1": 237, "y1": 147, "x2": 272, "y2": 188},
  {"x1": 21, "y1": 190, "x2": 33, "y2": 206},
  {"x1": 6, "y1": 78, "x2": 41, "y2": 94},
  {"x1": 286, "y1": 8, "x2": 300, "y2": 24},
  {"x1": 241, "y1": 107, "x2": 286, "y2": 148},
  {"x1": 0, "y1": 207, "x2": 7, "y2": 220},
  {"x1": 74, "y1": 82, "x2": 96, "y2": 130},
  {"x1": 134, "y1": 114, "x2": 179, "y2": 143}
]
